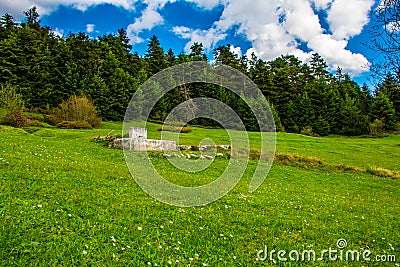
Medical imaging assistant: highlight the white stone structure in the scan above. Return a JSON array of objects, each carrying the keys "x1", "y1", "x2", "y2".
[{"x1": 122, "y1": 127, "x2": 177, "y2": 151}]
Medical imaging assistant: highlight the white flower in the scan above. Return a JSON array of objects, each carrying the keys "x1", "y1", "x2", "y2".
[
  {"x1": 82, "y1": 250, "x2": 87, "y2": 255},
  {"x1": 167, "y1": 261, "x2": 172, "y2": 265},
  {"x1": 169, "y1": 221, "x2": 173, "y2": 224},
  {"x1": 189, "y1": 258, "x2": 193, "y2": 261},
  {"x1": 68, "y1": 214, "x2": 72, "y2": 217},
  {"x1": 233, "y1": 256, "x2": 236, "y2": 260},
  {"x1": 37, "y1": 204, "x2": 42, "y2": 208},
  {"x1": 138, "y1": 226, "x2": 142, "y2": 231},
  {"x1": 126, "y1": 245, "x2": 131, "y2": 249},
  {"x1": 177, "y1": 241, "x2": 181, "y2": 245},
  {"x1": 160, "y1": 225, "x2": 164, "y2": 229}
]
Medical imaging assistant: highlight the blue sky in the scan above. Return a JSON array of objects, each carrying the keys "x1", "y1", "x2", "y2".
[{"x1": 0, "y1": 0, "x2": 381, "y2": 85}]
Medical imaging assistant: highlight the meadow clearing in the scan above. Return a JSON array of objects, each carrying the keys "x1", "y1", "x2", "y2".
[{"x1": 0, "y1": 122, "x2": 399, "y2": 266}]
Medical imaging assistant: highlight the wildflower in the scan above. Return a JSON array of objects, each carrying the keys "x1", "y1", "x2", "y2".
[
  {"x1": 126, "y1": 245, "x2": 131, "y2": 249},
  {"x1": 160, "y1": 225, "x2": 164, "y2": 229},
  {"x1": 167, "y1": 261, "x2": 172, "y2": 265},
  {"x1": 189, "y1": 258, "x2": 193, "y2": 261},
  {"x1": 37, "y1": 204, "x2": 42, "y2": 208},
  {"x1": 82, "y1": 250, "x2": 87, "y2": 255},
  {"x1": 68, "y1": 214, "x2": 72, "y2": 217},
  {"x1": 138, "y1": 226, "x2": 143, "y2": 231},
  {"x1": 169, "y1": 221, "x2": 173, "y2": 224}
]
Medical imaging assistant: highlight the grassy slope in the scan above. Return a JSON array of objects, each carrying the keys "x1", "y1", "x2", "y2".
[{"x1": 0, "y1": 122, "x2": 398, "y2": 266}]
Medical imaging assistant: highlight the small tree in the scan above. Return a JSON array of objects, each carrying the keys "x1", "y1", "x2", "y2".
[
  {"x1": 0, "y1": 84, "x2": 27, "y2": 127},
  {"x1": 46, "y1": 95, "x2": 102, "y2": 128}
]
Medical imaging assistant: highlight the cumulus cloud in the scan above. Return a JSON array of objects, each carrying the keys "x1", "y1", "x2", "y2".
[
  {"x1": 51, "y1": 27, "x2": 64, "y2": 37},
  {"x1": 207, "y1": 0, "x2": 374, "y2": 76},
  {"x1": 229, "y1": 45, "x2": 242, "y2": 58},
  {"x1": 185, "y1": 0, "x2": 222, "y2": 10},
  {"x1": 86, "y1": 23, "x2": 95, "y2": 33},
  {"x1": 127, "y1": 6, "x2": 164, "y2": 43},
  {"x1": 0, "y1": 0, "x2": 136, "y2": 19},
  {"x1": 173, "y1": 25, "x2": 227, "y2": 52},
  {"x1": 327, "y1": 0, "x2": 374, "y2": 40}
]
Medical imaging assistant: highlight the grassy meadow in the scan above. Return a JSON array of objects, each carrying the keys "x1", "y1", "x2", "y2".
[{"x1": 0, "y1": 122, "x2": 399, "y2": 266}]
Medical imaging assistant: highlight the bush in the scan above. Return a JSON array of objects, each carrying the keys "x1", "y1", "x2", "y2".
[
  {"x1": 395, "y1": 122, "x2": 400, "y2": 133},
  {"x1": 370, "y1": 119, "x2": 385, "y2": 136},
  {"x1": 57, "y1": 120, "x2": 93, "y2": 129},
  {"x1": 0, "y1": 84, "x2": 32, "y2": 127},
  {"x1": 46, "y1": 95, "x2": 101, "y2": 128},
  {"x1": 300, "y1": 126, "x2": 319, "y2": 137},
  {"x1": 157, "y1": 126, "x2": 192, "y2": 133}
]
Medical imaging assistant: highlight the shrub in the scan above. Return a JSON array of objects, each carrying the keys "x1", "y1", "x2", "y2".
[
  {"x1": 300, "y1": 126, "x2": 319, "y2": 137},
  {"x1": 395, "y1": 122, "x2": 400, "y2": 133},
  {"x1": 0, "y1": 84, "x2": 31, "y2": 127},
  {"x1": 370, "y1": 119, "x2": 385, "y2": 136},
  {"x1": 157, "y1": 126, "x2": 192, "y2": 133},
  {"x1": 46, "y1": 95, "x2": 101, "y2": 128},
  {"x1": 57, "y1": 120, "x2": 93, "y2": 129}
]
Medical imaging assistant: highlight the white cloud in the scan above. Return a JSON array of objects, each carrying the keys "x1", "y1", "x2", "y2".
[
  {"x1": 207, "y1": 0, "x2": 373, "y2": 76},
  {"x1": 327, "y1": 0, "x2": 374, "y2": 40},
  {"x1": 86, "y1": 23, "x2": 95, "y2": 33},
  {"x1": 173, "y1": 26, "x2": 227, "y2": 52},
  {"x1": 0, "y1": 1, "x2": 137, "y2": 19},
  {"x1": 126, "y1": 6, "x2": 164, "y2": 43},
  {"x1": 310, "y1": 0, "x2": 333, "y2": 9},
  {"x1": 51, "y1": 27, "x2": 64, "y2": 37},
  {"x1": 283, "y1": 0, "x2": 323, "y2": 41},
  {"x1": 185, "y1": 0, "x2": 222, "y2": 10},
  {"x1": 229, "y1": 45, "x2": 242, "y2": 57},
  {"x1": 308, "y1": 34, "x2": 370, "y2": 74}
]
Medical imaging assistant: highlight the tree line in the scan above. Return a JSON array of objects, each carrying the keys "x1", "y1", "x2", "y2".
[{"x1": 0, "y1": 7, "x2": 399, "y2": 135}]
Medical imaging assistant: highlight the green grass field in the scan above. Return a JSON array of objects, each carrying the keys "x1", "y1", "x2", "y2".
[{"x1": 0, "y1": 122, "x2": 398, "y2": 266}]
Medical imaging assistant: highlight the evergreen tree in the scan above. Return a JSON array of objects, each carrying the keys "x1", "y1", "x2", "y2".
[
  {"x1": 376, "y1": 74, "x2": 400, "y2": 121},
  {"x1": 144, "y1": 35, "x2": 167, "y2": 76},
  {"x1": 370, "y1": 92, "x2": 397, "y2": 131}
]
